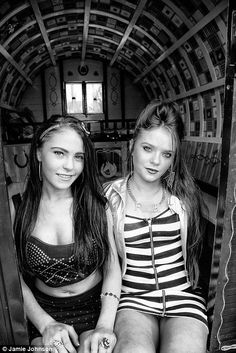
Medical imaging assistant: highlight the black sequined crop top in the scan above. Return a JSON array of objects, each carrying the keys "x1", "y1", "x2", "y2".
[{"x1": 26, "y1": 236, "x2": 98, "y2": 287}]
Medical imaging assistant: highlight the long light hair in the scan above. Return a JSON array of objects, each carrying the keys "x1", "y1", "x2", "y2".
[
  {"x1": 131, "y1": 100, "x2": 207, "y2": 288},
  {"x1": 14, "y1": 115, "x2": 109, "y2": 277}
]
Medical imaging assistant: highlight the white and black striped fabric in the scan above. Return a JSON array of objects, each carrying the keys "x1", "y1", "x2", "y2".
[{"x1": 118, "y1": 209, "x2": 208, "y2": 328}]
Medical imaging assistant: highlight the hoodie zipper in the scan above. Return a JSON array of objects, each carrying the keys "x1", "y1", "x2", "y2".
[{"x1": 146, "y1": 218, "x2": 159, "y2": 290}]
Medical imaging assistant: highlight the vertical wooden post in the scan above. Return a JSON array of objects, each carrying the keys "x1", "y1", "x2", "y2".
[
  {"x1": 0, "y1": 110, "x2": 28, "y2": 344},
  {"x1": 208, "y1": 0, "x2": 236, "y2": 351}
]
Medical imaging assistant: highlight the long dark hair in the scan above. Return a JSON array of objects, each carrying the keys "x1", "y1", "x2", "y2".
[
  {"x1": 14, "y1": 115, "x2": 109, "y2": 276},
  {"x1": 132, "y1": 100, "x2": 207, "y2": 287}
]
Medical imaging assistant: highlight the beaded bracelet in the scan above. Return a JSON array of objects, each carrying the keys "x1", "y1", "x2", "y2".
[{"x1": 100, "y1": 292, "x2": 120, "y2": 302}]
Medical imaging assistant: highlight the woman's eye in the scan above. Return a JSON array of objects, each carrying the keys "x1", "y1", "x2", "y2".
[
  {"x1": 54, "y1": 151, "x2": 64, "y2": 157},
  {"x1": 143, "y1": 145, "x2": 151, "y2": 151},
  {"x1": 163, "y1": 152, "x2": 172, "y2": 158},
  {"x1": 75, "y1": 154, "x2": 84, "y2": 161}
]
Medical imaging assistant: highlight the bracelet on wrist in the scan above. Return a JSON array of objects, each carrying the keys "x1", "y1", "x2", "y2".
[{"x1": 100, "y1": 292, "x2": 120, "y2": 302}]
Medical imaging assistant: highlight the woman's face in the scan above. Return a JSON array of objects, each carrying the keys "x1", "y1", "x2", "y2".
[
  {"x1": 37, "y1": 127, "x2": 84, "y2": 192},
  {"x1": 132, "y1": 126, "x2": 176, "y2": 184}
]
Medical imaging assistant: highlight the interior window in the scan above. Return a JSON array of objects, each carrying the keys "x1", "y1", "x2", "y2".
[
  {"x1": 65, "y1": 82, "x2": 103, "y2": 115},
  {"x1": 86, "y1": 83, "x2": 103, "y2": 113},
  {"x1": 65, "y1": 83, "x2": 83, "y2": 114}
]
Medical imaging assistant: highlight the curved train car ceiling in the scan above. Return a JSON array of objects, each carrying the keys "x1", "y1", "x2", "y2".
[{"x1": 0, "y1": 0, "x2": 228, "y2": 109}]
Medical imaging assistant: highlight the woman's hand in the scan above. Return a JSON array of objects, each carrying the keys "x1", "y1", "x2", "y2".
[
  {"x1": 41, "y1": 321, "x2": 80, "y2": 353},
  {"x1": 79, "y1": 327, "x2": 117, "y2": 353}
]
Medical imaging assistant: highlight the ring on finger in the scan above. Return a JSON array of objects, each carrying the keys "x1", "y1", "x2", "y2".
[
  {"x1": 53, "y1": 339, "x2": 64, "y2": 348},
  {"x1": 100, "y1": 337, "x2": 110, "y2": 349}
]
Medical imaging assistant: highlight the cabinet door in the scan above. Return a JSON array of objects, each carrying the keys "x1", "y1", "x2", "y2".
[{"x1": 0, "y1": 122, "x2": 28, "y2": 344}]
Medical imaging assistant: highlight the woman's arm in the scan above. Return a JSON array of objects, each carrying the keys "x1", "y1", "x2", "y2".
[
  {"x1": 20, "y1": 271, "x2": 79, "y2": 350},
  {"x1": 83, "y1": 206, "x2": 121, "y2": 353},
  {"x1": 11, "y1": 197, "x2": 79, "y2": 351},
  {"x1": 21, "y1": 275, "x2": 54, "y2": 333},
  {"x1": 96, "y1": 206, "x2": 121, "y2": 324}
]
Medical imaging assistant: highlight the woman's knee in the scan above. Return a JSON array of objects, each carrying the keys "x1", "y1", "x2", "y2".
[
  {"x1": 114, "y1": 310, "x2": 158, "y2": 353},
  {"x1": 161, "y1": 339, "x2": 206, "y2": 353},
  {"x1": 30, "y1": 337, "x2": 43, "y2": 346},
  {"x1": 160, "y1": 317, "x2": 208, "y2": 353},
  {"x1": 114, "y1": 339, "x2": 153, "y2": 353},
  {"x1": 113, "y1": 334, "x2": 150, "y2": 353}
]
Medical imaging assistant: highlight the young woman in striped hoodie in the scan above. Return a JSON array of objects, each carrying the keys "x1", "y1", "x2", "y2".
[{"x1": 104, "y1": 100, "x2": 208, "y2": 353}]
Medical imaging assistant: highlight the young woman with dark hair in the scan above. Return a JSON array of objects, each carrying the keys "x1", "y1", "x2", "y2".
[
  {"x1": 14, "y1": 115, "x2": 121, "y2": 352},
  {"x1": 104, "y1": 100, "x2": 208, "y2": 353}
]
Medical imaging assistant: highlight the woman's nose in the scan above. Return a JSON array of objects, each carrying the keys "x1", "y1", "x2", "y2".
[
  {"x1": 63, "y1": 156, "x2": 74, "y2": 169},
  {"x1": 150, "y1": 152, "x2": 160, "y2": 164}
]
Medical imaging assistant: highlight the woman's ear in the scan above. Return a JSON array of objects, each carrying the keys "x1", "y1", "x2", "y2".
[
  {"x1": 36, "y1": 148, "x2": 42, "y2": 162},
  {"x1": 129, "y1": 139, "x2": 134, "y2": 153}
]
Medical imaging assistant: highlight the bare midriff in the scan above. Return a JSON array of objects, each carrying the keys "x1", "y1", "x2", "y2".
[{"x1": 35, "y1": 269, "x2": 102, "y2": 297}]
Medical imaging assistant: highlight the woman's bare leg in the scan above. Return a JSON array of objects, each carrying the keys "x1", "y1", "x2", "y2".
[
  {"x1": 114, "y1": 310, "x2": 159, "y2": 353},
  {"x1": 31, "y1": 337, "x2": 43, "y2": 346},
  {"x1": 160, "y1": 317, "x2": 208, "y2": 353}
]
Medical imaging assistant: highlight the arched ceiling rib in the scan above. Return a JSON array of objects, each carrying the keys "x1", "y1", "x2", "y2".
[
  {"x1": 30, "y1": 0, "x2": 56, "y2": 66},
  {"x1": 134, "y1": 1, "x2": 228, "y2": 82},
  {"x1": 110, "y1": 0, "x2": 147, "y2": 65},
  {"x1": 0, "y1": 0, "x2": 228, "y2": 109},
  {"x1": 81, "y1": 0, "x2": 91, "y2": 63}
]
